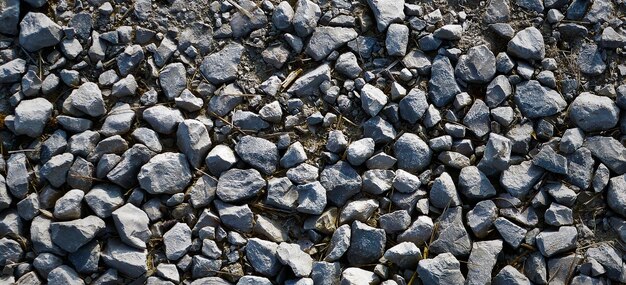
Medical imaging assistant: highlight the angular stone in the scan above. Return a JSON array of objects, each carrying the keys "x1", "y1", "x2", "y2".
[
  {"x1": 514, "y1": 80, "x2": 566, "y2": 118},
  {"x1": 500, "y1": 161, "x2": 544, "y2": 198},
  {"x1": 466, "y1": 240, "x2": 503, "y2": 285},
  {"x1": 138, "y1": 152, "x2": 192, "y2": 194},
  {"x1": 320, "y1": 161, "x2": 362, "y2": 206},
  {"x1": 246, "y1": 238, "x2": 281, "y2": 276},
  {"x1": 536, "y1": 226, "x2": 578, "y2": 257},
  {"x1": 50, "y1": 216, "x2": 105, "y2": 253},
  {"x1": 570, "y1": 92, "x2": 619, "y2": 132},
  {"x1": 200, "y1": 43, "x2": 244, "y2": 84},
  {"x1": 429, "y1": 55, "x2": 460, "y2": 107},
  {"x1": 395, "y1": 133, "x2": 432, "y2": 172},
  {"x1": 417, "y1": 253, "x2": 465, "y2": 285},
  {"x1": 366, "y1": 0, "x2": 405, "y2": 31},
  {"x1": 160, "y1": 62, "x2": 187, "y2": 100},
  {"x1": 235, "y1": 136, "x2": 279, "y2": 175},
  {"x1": 14, "y1": 98, "x2": 53, "y2": 137},
  {"x1": 112, "y1": 204, "x2": 150, "y2": 249},
  {"x1": 455, "y1": 44, "x2": 496, "y2": 83},
  {"x1": 347, "y1": 221, "x2": 386, "y2": 266},
  {"x1": 305, "y1": 27, "x2": 358, "y2": 61},
  {"x1": 163, "y1": 222, "x2": 191, "y2": 260},
  {"x1": 585, "y1": 136, "x2": 626, "y2": 174},
  {"x1": 507, "y1": 27, "x2": 545, "y2": 60},
  {"x1": 277, "y1": 242, "x2": 314, "y2": 277},
  {"x1": 102, "y1": 239, "x2": 148, "y2": 278},
  {"x1": 177, "y1": 119, "x2": 212, "y2": 168},
  {"x1": 19, "y1": 12, "x2": 63, "y2": 52},
  {"x1": 216, "y1": 168, "x2": 265, "y2": 203}
]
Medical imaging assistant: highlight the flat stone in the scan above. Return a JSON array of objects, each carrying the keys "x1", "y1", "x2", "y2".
[
  {"x1": 585, "y1": 136, "x2": 626, "y2": 174},
  {"x1": 320, "y1": 161, "x2": 362, "y2": 206},
  {"x1": 277, "y1": 242, "x2": 314, "y2": 277},
  {"x1": 536, "y1": 226, "x2": 578, "y2": 257},
  {"x1": 163, "y1": 222, "x2": 191, "y2": 260},
  {"x1": 500, "y1": 161, "x2": 545, "y2": 198},
  {"x1": 246, "y1": 238, "x2": 281, "y2": 276},
  {"x1": 578, "y1": 43, "x2": 606, "y2": 76},
  {"x1": 177, "y1": 119, "x2": 212, "y2": 168},
  {"x1": 102, "y1": 239, "x2": 148, "y2": 278},
  {"x1": 455, "y1": 44, "x2": 496, "y2": 83},
  {"x1": 466, "y1": 240, "x2": 503, "y2": 285},
  {"x1": 366, "y1": 0, "x2": 405, "y2": 31},
  {"x1": 493, "y1": 265, "x2": 531, "y2": 285},
  {"x1": 467, "y1": 200, "x2": 498, "y2": 238},
  {"x1": 383, "y1": 242, "x2": 421, "y2": 268},
  {"x1": 429, "y1": 55, "x2": 460, "y2": 107},
  {"x1": 142, "y1": 105, "x2": 184, "y2": 134},
  {"x1": 514, "y1": 80, "x2": 566, "y2": 118},
  {"x1": 160, "y1": 62, "x2": 187, "y2": 100}
]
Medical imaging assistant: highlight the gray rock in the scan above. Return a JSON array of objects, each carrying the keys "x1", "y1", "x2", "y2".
[
  {"x1": 514, "y1": 80, "x2": 566, "y2": 118},
  {"x1": 217, "y1": 168, "x2": 265, "y2": 203},
  {"x1": 235, "y1": 136, "x2": 279, "y2": 175},
  {"x1": 394, "y1": 133, "x2": 432, "y2": 172},
  {"x1": 379, "y1": 210, "x2": 411, "y2": 233},
  {"x1": 507, "y1": 27, "x2": 545, "y2": 60},
  {"x1": 347, "y1": 221, "x2": 386, "y2": 266},
  {"x1": 459, "y1": 166, "x2": 496, "y2": 200},
  {"x1": 463, "y1": 99, "x2": 490, "y2": 137},
  {"x1": 6, "y1": 153, "x2": 29, "y2": 199},
  {"x1": 160, "y1": 62, "x2": 187, "y2": 100},
  {"x1": 306, "y1": 27, "x2": 358, "y2": 61},
  {"x1": 19, "y1": 12, "x2": 63, "y2": 52},
  {"x1": 200, "y1": 43, "x2": 244, "y2": 84},
  {"x1": 366, "y1": 0, "x2": 405, "y2": 31},
  {"x1": 246, "y1": 238, "x2": 281, "y2": 276},
  {"x1": 232, "y1": 110, "x2": 270, "y2": 131},
  {"x1": 111, "y1": 75, "x2": 137, "y2": 97},
  {"x1": 493, "y1": 265, "x2": 531, "y2": 285},
  {"x1": 0, "y1": 59, "x2": 26, "y2": 84},
  {"x1": 131, "y1": 127, "x2": 163, "y2": 152},
  {"x1": 0, "y1": 0, "x2": 19, "y2": 35},
  {"x1": 456, "y1": 44, "x2": 496, "y2": 83},
  {"x1": 399, "y1": 87, "x2": 428, "y2": 123},
  {"x1": 292, "y1": 0, "x2": 320, "y2": 37},
  {"x1": 585, "y1": 136, "x2": 626, "y2": 174},
  {"x1": 608, "y1": 174, "x2": 626, "y2": 217},
  {"x1": 238, "y1": 276, "x2": 273, "y2": 285},
  {"x1": 311, "y1": 262, "x2": 341, "y2": 285},
  {"x1": 466, "y1": 240, "x2": 503, "y2": 285},
  {"x1": 138, "y1": 152, "x2": 192, "y2": 194},
  {"x1": 485, "y1": 0, "x2": 510, "y2": 23},
  {"x1": 524, "y1": 251, "x2": 547, "y2": 284},
  {"x1": 229, "y1": 0, "x2": 268, "y2": 38},
  {"x1": 339, "y1": 199, "x2": 378, "y2": 224},
  {"x1": 327, "y1": 133, "x2": 347, "y2": 153},
  {"x1": 592, "y1": 163, "x2": 610, "y2": 193},
  {"x1": 64, "y1": 82, "x2": 106, "y2": 117},
  {"x1": 346, "y1": 138, "x2": 375, "y2": 166},
  {"x1": 259, "y1": 101, "x2": 283, "y2": 124},
  {"x1": 320, "y1": 161, "x2": 362, "y2": 206},
  {"x1": 53, "y1": 189, "x2": 84, "y2": 220},
  {"x1": 565, "y1": 147, "x2": 594, "y2": 189},
  {"x1": 544, "y1": 202, "x2": 573, "y2": 226},
  {"x1": 265, "y1": 177, "x2": 298, "y2": 210},
  {"x1": 335, "y1": 52, "x2": 362, "y2": 79},
  {"x1": 325, "y1": 224, "x2": 350, "y2": 261},
  {"x1": 48, "y1": 265, "x2": 84, "y2": 285},
  {"x1": 578, "y1": 43, "x2": 606, "y2": 75},
  {"x1": 383, "y1": 242, "x2": 421, "y2": 268},
  {"x1": 341, "y1": 267, "x2": 380, "y2": 285},
  {"x1": 296, "y1": 181, "x2": 326, "y2": 214},
  {"x1": 30, "y1": 216, "x2": 63, "y2": 255},
  {"x1": 33, "y1": 253, "x2": 63, "y2": 278},
  {"x1": 102, "y1": 239, "x2": 147, "y2": 278},
  {"x1": 392, "y1": 169, "x2": 420, "y2": 193},
  {"x1": 177, "y1": 119, "x2": 212, "y2": 168},
  {"x1": 494, "y1": 217, "x2": 527, "y2": 248},
  {"x1": 40, "y1": 153, "x2": 74, "y2": 188},
  {"x1": 362, "y1": 169, "x2": 394, "y2": 194},
  {"x1": 433, "y1": 24, "x2": 463, "y2": 40},
  {"x1": 517, "y1": 0, "x2": 543, "y2": 12},
  {"x1": 106, "y1": 144, "x2": 152, "y2": 189},
  {"x1": 586, "y1": 244, "x2": 626, "y2": 282},
  {"x1": 429, "y1": 55, "x2": 461, "y2": 107},
  {"x1": 206, "y1": 145, "x2": 237, "y2": 176},
  {"x1": 112, "y1": 203, "x2": 150, "y2": 249},
  {"x1": 287, "y1": 63, "x2": 331, "y2": 96},
  {"x1": 215, "y1": 200, "x2": 254, "y2": 232},
  {"x1": 143, "y1": 105, "x2": 184, "y2": 134},
  {"x1": 486, "y1": 75, "x2": 512, "y2": 108},
  {"x1": 273, "y1": 1, "x2": 294, "y2": 31},
  {"x1": 361, "y1": 84, "x2": 388, "y2": 117},
  {"x1": 532, "y1": 145, "x2": 567, "y2": 174},
  {"x1": 277, "y1": 242, "x2": 314, "y2": 277},
  {"x1": 386, "y1": 24, "x2": 409, "y2": 56},
  {"x1": 417, "y1": 253, "x2": 465, "y2": 285},
  {"x1": 467, "y1": 200, "x2": 498, "y2": 238},
  {"x1": 50, "y1": 215, "x2": 105, "y2": 252},
  {"x1": 430, "y1": 207, "x2": 472, "y2": 257},
  {"x1": 163, "y1": 222, "x2": 191, "y2": 260},
  {"x1": 570, "y1": 92, "x2": 619, "y2": 132},
  {"x1": 188, "y1": 175, "x2": 217, "y2": 209},
  {"x1": 84, "y1": 184, "x2": 124, "y2": 218},
  {"x1": 100, "y1": 103, "x2": 135, "y2": 136},
  {"x1": 0, "y1": 237, "x2": 22, "y2": 266},
  {"x1": 536, "y1": 226, "x2": 577, "y2": 257},
  {"x1": 500, "y1": 161, "x2": 544, "y2": 198},
  {"x1": 280, "y1": 142, "x2": 307, "y2": 168},
  {"x1": 116, "y1": 45, "x2": 144, "y2": 76},
  {"x1": 14, "y1": 98, "x2": 53, "y2": 137},
  {"x1": 0, "y1": 176, "x2": 12, "y2": 211},
  {"x1": 430, "y1": 172, "x2": 461, "y2": 209}
]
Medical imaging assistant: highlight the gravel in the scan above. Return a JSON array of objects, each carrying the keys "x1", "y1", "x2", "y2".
[{"x1": 1, "y1": 1, "x2": 623, "y2": 284}]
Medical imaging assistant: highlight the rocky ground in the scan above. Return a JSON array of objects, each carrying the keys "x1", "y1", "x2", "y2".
[{"x1": 1, "y1": 0, "x2": 626, "y2": 284}]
